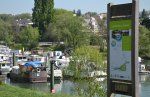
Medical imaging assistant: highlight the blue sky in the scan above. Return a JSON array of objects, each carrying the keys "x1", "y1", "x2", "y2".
[{"x1": 0, "y1": 0, "x2": 149, "y2": 14}]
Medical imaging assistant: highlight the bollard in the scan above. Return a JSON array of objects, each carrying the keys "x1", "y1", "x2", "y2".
[{"x1": 50, "y1": 60, "x2": 55, "y2": 93}]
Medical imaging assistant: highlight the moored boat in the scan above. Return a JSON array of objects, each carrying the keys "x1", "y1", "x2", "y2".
[{"x1": 10, "y1": 61, "x2": 47, "y2": 83}]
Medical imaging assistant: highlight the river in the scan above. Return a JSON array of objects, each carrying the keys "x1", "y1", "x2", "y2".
[{"x1": 3, "y1": 60, "x2": 150, "y2": 97}]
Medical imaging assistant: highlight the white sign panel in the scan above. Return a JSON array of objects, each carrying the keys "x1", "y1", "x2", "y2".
[{"x1": 109, "y1": 19, "x2": 132, "y2": 81}]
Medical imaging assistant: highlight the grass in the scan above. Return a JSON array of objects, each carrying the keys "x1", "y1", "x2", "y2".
[{"x1": 0, "y1": 83, "x2": 79, "y2": 97}]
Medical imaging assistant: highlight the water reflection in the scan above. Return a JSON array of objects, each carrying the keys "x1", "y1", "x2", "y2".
[
  {"x1": 5, "y1": 78, "x2": 77, "y2": 94},
  {"x1": 139, "y1": 74, "x2": 150, "y2": 97},
  {"x1": 5, "y1": 77, "x2": 106, "y2": 96},
  {"x1": 4, "y1": 74, "x2": 150, "y2": 97}
]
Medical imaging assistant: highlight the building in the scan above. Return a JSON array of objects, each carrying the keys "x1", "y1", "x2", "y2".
[
  {"x1": 12, "y1": 19, "x2": 33, "y2": 32},
  {"x1": 89, "y1": 17, "x2": 99, "y2": 34},
  {"x1": 99, "y1": 13, "x2": 107, "y2": 20}
]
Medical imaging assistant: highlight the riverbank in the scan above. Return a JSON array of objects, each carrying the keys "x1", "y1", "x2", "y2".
[{"x1": 0, "y1": 83, "x2": 78, "y2": 97}]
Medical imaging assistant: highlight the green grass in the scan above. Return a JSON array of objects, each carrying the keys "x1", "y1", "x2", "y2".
[{"x1": 0, "y1": 83, "x2": 78, "y2": 97}]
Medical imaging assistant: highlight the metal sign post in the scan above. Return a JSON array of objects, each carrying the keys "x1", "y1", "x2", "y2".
[{"x1": 107, "y1": 0, "x2": 139, "y2": 97}]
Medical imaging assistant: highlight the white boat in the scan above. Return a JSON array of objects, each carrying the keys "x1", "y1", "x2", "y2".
[
  {"x1": 88, "y1": 70, "x2": 107, "y2": 77},
  {"x1": 29, "y1": 55, "x2": 46, "y2": 63},
  {"x1": 47, "y1": 68, "x2": 62, "y2": 79},
  {"x1": 0, "y1": 61, "x2": 11, "y2": 75},
  {"x1": 0, "y1": 53, "x2": 10, "y2": 62},
  {"x1": 16, "y1": 54, "x2": 28, "y2": 62},
  {"x1": 51, "y1": 56, "x2": 70, "y2": 69},
  {"x1": 138, "y1": 57, "x2": 150, "y2": 74},
  {"x1": 139, "y1": 64, "x2": 150, "y2": 74},
  {"x1": 0, "y1": 45, "x2": 11, "y2": 55}
]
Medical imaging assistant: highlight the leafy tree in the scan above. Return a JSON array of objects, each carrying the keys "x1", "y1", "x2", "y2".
[
  {"x1": 141, "y1": 18, "x2": 150, "y2": 29},
  {"x1": 19, "y1": 26, "x2": 40, "y2": 50},
  {"x1": 67, "y1": 46, "x2": 106, "y2": 77},
  {"x1": 32, "y1": 0, "x2": 54, "y2": 41},
  {"x1": 45, "y1": 9, "x2": 90, "y2": 49},
  {"x1": 139, "y1": 26, "x2": 150, "y2": 58},
  {"x1": 14, "y1": 13, "x2": 32, "y2": 20},
  {"x1": 0, "y1": 19, "x2": 14, "y2": 45},
  {"x1": 0, "y1": 14, "x2": 13, "y2": 22}
]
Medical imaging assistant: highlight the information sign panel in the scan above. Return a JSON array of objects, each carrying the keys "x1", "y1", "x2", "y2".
[
  {"x1": 109, "y1": 19, "x2": 132, "y2": 81},
  {"x1": 107, "y1": 1, "x2": 139, "y2": 97}
]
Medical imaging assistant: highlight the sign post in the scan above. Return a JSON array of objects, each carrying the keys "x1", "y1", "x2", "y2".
[{"x1": 107, "y1": 0, "x2": 139, "y2": 97}]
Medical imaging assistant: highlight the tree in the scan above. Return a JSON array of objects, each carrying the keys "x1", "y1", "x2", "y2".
[
  {"x1": 67, "y1": 46, "x2": 106, "y2": 78},
  {"x1": 14, "y1": 13, "x2": 32, "y2": 20},
  {"x1": 0, "y1": 19, "x2": 14, "y2": 45},
  {"x1": 0, "y1": 14, "x2": 13, "y2": 22},
  {"x1": 45, "y1": 9, "x2": 90, "y2": 49},
  {"x1": 139, "y1": 26, "x2": 150, "y2": 58},
  {"x1": 32, "y1": 0, "x2": 54, "y2": 41},
  {"x1": 19, "y1": 26, "x2": 40, "y2": 50},
  {"x1": 141, "y1": 18, "x2": 150, "y2": 29}
]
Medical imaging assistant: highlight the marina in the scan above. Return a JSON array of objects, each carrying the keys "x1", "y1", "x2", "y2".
[
  {"x1": 1, "y1": 74, "x2": 150, "y2": 97},
  {"x1": 0, "y1": 1, "x2": 150, "y2": 96},
  {"x1": 0, "y1": 44, "x2": 150, "y2": 97}
]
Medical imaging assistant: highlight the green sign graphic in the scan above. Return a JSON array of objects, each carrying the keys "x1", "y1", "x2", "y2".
[{"x1": 110, "y1": 19, "x2": 131, "y2": 30}]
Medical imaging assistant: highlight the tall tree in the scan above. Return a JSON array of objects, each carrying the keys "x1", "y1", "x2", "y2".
[{"x1": 32, "y1": 0, "x2": 54, "y2": 41}]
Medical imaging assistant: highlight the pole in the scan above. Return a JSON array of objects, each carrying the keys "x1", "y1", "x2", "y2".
[
  {"x1": 50, "y1": 60, "x2": 55, "y2": 93},
  {"x1": 107, "y1": 3, "x2": 114, "y2": 97},
  {"x1": 132, "y1": 0, "x2": 139, "y2": 97},
  {"x1": 13, "y1": 53, "x2": 15, "y2": 66}
]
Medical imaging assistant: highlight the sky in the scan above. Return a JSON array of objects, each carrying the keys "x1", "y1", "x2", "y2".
[{"x1": 0, "y1": 0, "x2": 149, "y2": 14}]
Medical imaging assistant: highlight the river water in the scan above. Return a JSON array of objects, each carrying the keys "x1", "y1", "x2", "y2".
[{"x1": 4, "y1": 60, "x2": 150, "y2": 97}]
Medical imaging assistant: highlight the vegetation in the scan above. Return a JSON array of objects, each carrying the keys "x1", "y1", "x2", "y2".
[
  {"x1": 141, "y1": 18, "x2": 150, "y2": 29},
  {"x1": 74, "y1": 80, "x2": 106, "y2": 97},
  {"x1": 0, "y1": 83, "x2": 78, "y2": 97},
  {"x1": 64, "y1": 46, "x2": 106, "y2": 97},
  {"x1": 0, "y1": 13, "x2": 32, "y2": 22},
  {"x1": 19, "y1": 26, "x2": 40, "y2": 50},
  {"x1": 67, "y1": 46, "x2": 106, "y2": 78},
  {"x1": 45, "y1": 9, "x2": 90, "y2": 50},
  {"x1": 32, "y1": 0, "x2": 54, "y2": 41},
  {"x1": 0, "y1": 13, "x2": 33, "y2": 48},
  {"x1": 138, "y1": 9, "x2": 150, "y2": 58},
  {"x1": 140, "y1": 9, "x2": 150, "y2": 29},
  {"x1": 139, "y1": 26, "x2": 150, "y2": 58},
  {"x1": 0, "y1": 19, "x2": 14, "y2": 45},
  {"x1": 14, "y1": 13, "x2": 32, "y2": 20}
]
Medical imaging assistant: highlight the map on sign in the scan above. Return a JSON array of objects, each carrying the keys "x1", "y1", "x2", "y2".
[{"x1": 109, "y1": 19, "x2": 132, "y2": 81}]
